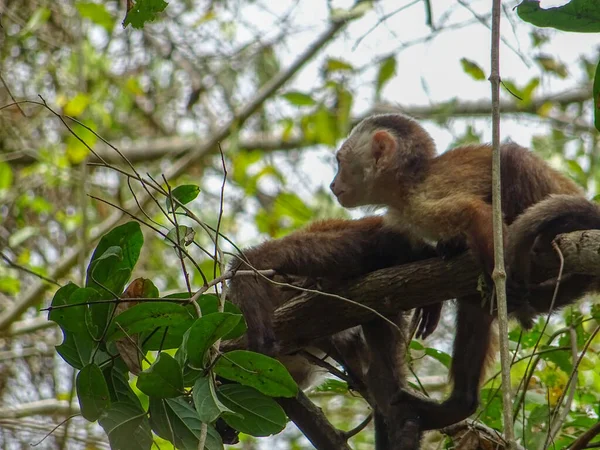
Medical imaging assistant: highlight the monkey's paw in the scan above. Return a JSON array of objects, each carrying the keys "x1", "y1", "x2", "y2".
[{"x1": 436, "y1": 236, "x2": 468, "y2": 260}]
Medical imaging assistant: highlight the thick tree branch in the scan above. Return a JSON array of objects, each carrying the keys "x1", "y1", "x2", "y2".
[
  {"x1": 257, "y1": 229, "x2": 600, "y2": 355},
  {"x1": 5, "y1": 86, "x2": 592, "y2": 166}
]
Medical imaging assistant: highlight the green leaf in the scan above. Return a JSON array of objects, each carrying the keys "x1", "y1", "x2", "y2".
[
  {"x1": 48, "y1": 283, "x2": 83, "y2": 332},
  {"x1": 137, "y1": 353, "x2": 184, "y2": 398},
  {"x1": 19, "y1": 7, "x2": 51, "y2": 36},
  {"x1": 107, "y1": 302, "x2": 194, "y2": 341},
  {"x1": 76, "y1": 364, "x2": 111, "y2": 421},
  {"x1": 56, "y1": 329, "x2": 94, "y2": 369},
  {"x1": 214, "y1": 350, "x2": 298, "y2": 398},
  {"x1": 63, "y1": 93, "x2": 91, "y2": 117},
  {"x1": 192, "y1": 376, "x2": 236, "y2": 423},
  {"x1": 313, "y1": 378, "x2": 349, "y2": 394},
  {"x1": 76, "y1": 1, "x2": 115, "y2": 31},
  {"x1": 185, "y1": 313, "x2": 242, "y2": 368},
  {"x1": 167, "y1": 184, "x2": 201, "y2": 211},
  {"x1": 314, "y1": 106, "x2": 337, "y2": 146},
  {"x1": 425, "y1": 347, "x2": 451, "y2": 368},
  {"x1": 65, "y1": 120, "x2": 97, "y2": 164},
  {"x1": 165, "y1": 225, "x2": 195, "y2": 247},
  {"x1": 324, "y1": 58, "x2": 354, "y2": 74},
  {"x1": 86, "y1": 222, "x2": 143, "y2": 294},
  {"x1": 123, "y1": 0, "x2": 168, "y2": 29},
  {"x1": 89, "y1": 246, "x2": 132, "y2": 296},
  {"x1": 149, "y1": 397, "x2": 223, "y2": 450},
  {"x1": 193, "y1": 294, "x2": 246, "y2": 340},
  {"x1": 517, "y1": 0, "x2": 600, "y2": 32},
  {"x1": 376, "y1": 55, "x2": 397, "y2": 97},
  {"x1": 282, "y1": 91, "x2": 316, "y2": 106},
  {"x1": 0, "y1": 162, "x2": 13, "y2": 191},
  {"x1": 460, "y1": 58, "x2": 486, "y2": 81},
  {"x1": 594, "y1": 58, "x2": 600, "y2": 132},
  {"x1": 99, "y1": 402, "x2": 152, "y2": 450},
  {"x1": 539, "y1": 346, "x2": 573, "y2": 374},
  {"x1": 104, "y1": 367, "x2": 143, "y2": 408},
  {"x1": 218, "y1": 384, "x2": 287, "y2": 437}
]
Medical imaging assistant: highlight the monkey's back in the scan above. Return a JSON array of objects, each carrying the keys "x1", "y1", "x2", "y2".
[{"x1": 429, "y1": 143, "x2": 582, "y2": 223}]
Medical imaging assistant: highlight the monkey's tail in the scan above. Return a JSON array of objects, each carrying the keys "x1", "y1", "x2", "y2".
[{"x1": 506, "y1": 195, "x2": 600, "y2": 284}]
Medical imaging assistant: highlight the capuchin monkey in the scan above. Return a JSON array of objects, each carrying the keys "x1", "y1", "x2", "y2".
[
  {"x1": 227, "y1": 216, "x2": 440, "y2": 449},
  {"x1": 330, "y1": 113, "x2": 600, "y2": 430}
]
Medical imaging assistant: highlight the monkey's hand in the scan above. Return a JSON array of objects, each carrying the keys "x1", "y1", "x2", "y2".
[
  {"x1": 392, "y1": 388, "x2": 478, "y2": 431},
  {"x1": 436, "y1": 236, "x2": 468, "y2": 260},
  {"x1": 412, "y1": 303, "x2": 443, "y2": 340},
  {"x1": 505, "y1": 279, "x2": 536, "y2": 329}
]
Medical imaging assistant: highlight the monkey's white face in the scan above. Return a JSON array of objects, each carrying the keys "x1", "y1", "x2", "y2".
[
  {"x1": 330, "y1": 128, "x2": 397, "y2": 208},
  {"x1": 330, "y1": 134, "x2": 376, "y2": 208}
]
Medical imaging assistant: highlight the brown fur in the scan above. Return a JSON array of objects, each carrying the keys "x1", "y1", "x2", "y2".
[
  {"x1": 330, "y1": 113, "x2": 592, "y2": 431},
  {"x1": 227, "y1": 216, "x2": 437, "y2": 449}
]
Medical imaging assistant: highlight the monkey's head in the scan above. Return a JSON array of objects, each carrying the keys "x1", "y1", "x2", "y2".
[{"x1": 330, "y1": 114, "x2": 435, "y2": 207}]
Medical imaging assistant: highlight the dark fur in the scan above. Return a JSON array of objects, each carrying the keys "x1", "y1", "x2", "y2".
[{"x1": 227, "y1": 216, "x2": 437, "y2": 449}]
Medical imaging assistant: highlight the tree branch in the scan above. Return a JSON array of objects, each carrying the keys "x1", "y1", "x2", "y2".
[
  {"x1": 223, "y1": 229, "x2": 600, "y2": 355},
  {"x1": 5, "y1": 87, "x2": 592, "y2": 166}
]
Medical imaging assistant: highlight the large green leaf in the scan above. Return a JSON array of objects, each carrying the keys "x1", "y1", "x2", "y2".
[
  {"x1": 214, "y1": 350, "x2": 298, "y2": 398},
  {"x1": 98, "y1": 402, "x2": 152, "y2": 450},
  {"x1": 185, "y1": 313, "x2": 242, "y2": 368},
  {"x1": 137, "y1": 353, "x2": 184, "y2": 398},
  {"x1": 86, "y1": 222, "x2": 143, "y2": 295},
  {"x1": 149, "y1": 397, "x2": 223, "y2": 450},
  {"x1": 48, "y1": 283, "x2": 84, "y2": 333},
  {"x1": 218, "y1": 384, "x2": 287, "y2": 437},
  {"x1": 106, "y1": 302, "x2": 193, "y2": 341},
  {"x1": 517, "y1": 0, "x2": 600, "y2": 32},
  {"x1": 76, "y1": 364, "x2": 111, "y2": 421},
  {"x1": 192, "y1": 376, "x2": 236, "y2": 423}
]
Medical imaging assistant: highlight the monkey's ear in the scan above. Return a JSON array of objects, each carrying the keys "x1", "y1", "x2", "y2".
[{"x1": 371, "y1": 130, "x2": 397, "y2": 164}]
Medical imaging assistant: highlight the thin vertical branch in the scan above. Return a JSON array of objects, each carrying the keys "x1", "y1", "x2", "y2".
[{"x1": 489, "y1": 0, "x2": 515, "y2": 447}]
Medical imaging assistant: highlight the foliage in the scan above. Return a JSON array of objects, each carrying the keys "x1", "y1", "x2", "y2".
[
  {"x1": 49, "y1": 222, "x2": 298, "y2": 449},
  {"x1": 517, "y1": 0, "x2": 600, "y2": 131}
]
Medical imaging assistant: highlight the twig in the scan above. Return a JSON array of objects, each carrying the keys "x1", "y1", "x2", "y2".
[
  {"x1": 489, "y1": 0, "x2": 515, "y2": 446},
  {"x1": 542, "y1": 326, "x2": 579, "y2": 449},
  {"x1": 0, "y1": 73, "x2": 26, "y2": 116},
  {"x1": 299, "y1": 350, "x2": 351, "y2": 384},
  {"x1": 544, "y1": 324, "x2": 600, "y2": 450},
  {"x1": 0, "y1": 252, "x2": 61, "y2": 286},
  {"x1": 344, "y1": 413, "x2": 373, "y2": 439}
]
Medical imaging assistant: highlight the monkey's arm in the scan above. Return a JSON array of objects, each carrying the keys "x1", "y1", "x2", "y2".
[{"x1": 228, "y1": 217, "x2": 438, "y2": 353}]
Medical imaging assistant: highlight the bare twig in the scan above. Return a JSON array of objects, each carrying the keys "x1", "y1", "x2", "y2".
[
  {"x1": 490, "y1": 0, "x2": 514, "y2": 445},
  {"x1": 569, "y1": 421, "x2": 600, "y2": 450},
  {"x1": 542, "y1": 326, "x2": 579, "y2": 449}
]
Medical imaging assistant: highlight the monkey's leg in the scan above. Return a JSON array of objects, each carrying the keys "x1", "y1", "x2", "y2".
[
  {"x1": 393, "y1": 297, "x2": 494, "y2": 430},
  {"x1": 362, "y1": 316, "x2": 422, "y2": 450}
]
